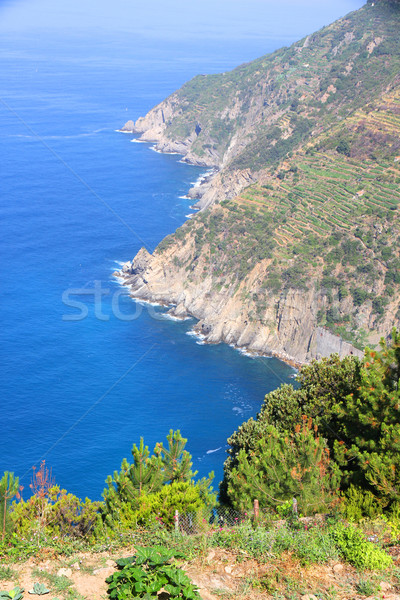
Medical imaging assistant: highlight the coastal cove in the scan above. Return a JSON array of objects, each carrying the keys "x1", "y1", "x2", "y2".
[{"x1": 0, "y1": 30, "x2": 296, "y2": 500}]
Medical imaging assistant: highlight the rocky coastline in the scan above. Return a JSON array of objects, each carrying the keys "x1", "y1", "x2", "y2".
[
  {"x1": 116, "y1": 112, "x2": 368, "y2": 366},
  {"x1": 114, "y1": 246, "x2": 364, "y2": 367}
]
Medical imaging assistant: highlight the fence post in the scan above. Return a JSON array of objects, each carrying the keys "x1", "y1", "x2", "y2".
[
  {"x1": 253, "y1": 499, "x2": 259, "y2": 523},
  {"x1": 174, "y1": 509, "x2": 179, "y2": 533},
  {"x1": 292, "y1": 497, "x2": 298, "y2": 516}
]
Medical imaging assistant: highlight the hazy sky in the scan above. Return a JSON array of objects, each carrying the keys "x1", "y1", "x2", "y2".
[{"x1": 0, "y1": 0, "x2": 365, "y2": 42}]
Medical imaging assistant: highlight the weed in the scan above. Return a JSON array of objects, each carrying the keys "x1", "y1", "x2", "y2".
[
  {"x1": 31, "y1": 568, "x2": 73, "y2": 593},
  {"x1": 0, "y1": 566, "x2": 17, "y2": 581},
  {"x1": 355, "y1": 578, "x2": 377, "y2": 596}
]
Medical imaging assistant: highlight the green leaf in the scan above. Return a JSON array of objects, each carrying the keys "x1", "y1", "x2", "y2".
[
  {"x1": 164, "y1": 583, "x2": 179, "y2": 594},
  {"x1": 115, "y1": 556, "x2": 135, "y2": 568},
  {"x1": 167, "y1": 568, "x2": 191, "y2": 587},
  {"x1": 29, "y1": 582, "x2": 50, "y2": 595},
  {"x1": 2, "y1": 588, "x2": 24, "y2": 600}
]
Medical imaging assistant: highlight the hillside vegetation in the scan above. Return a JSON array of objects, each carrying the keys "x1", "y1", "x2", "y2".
[
  {"x1": 125, "y1": 0, "x2": 400, "y2": 355},
  {"x1": 2, "y1": 335, "x2": 400, "y2": 599},
  {"x1": 158, "y1": 86, "x2": 400, "y2": 349},
  {"x1": 143, "y1": 0, "x2": 400, "y2": 171}
]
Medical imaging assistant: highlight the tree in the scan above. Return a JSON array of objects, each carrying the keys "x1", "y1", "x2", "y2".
[
  {"x1": 0, "y1": 471, "x2": 21, "y2": 539},
  {"x1": 220, "y1": 354, "x2": 361, "y2": 501},
  {"x1": 336, "y1": 329, "x2": 400, "y2": 507},
  {"x1": 154, "y1": 429, "x2": 195, "y2": 484},
  {"x1": 104, "y1": 438, "x2": 164, "y2": 513},
  {"x1": 103, "y1": 431, "x2": 214, "y2": 529},
  {"x1": 226, "y1": 418, "x2": 339, "y2": 515},
  {"x1": 104, "y1": 431, "x2": 195, "y2": 511},
  {"x1": 336, "y1": 139, "x2": 351, "y2": 156}
]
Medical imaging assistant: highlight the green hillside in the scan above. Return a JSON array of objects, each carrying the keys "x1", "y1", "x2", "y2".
[
  {"x1": 157, "y1": 86, "x2": 400, "y2": 349},
  {"x1": 160, "y1": 0, "x2": 400, "y2": 170}
]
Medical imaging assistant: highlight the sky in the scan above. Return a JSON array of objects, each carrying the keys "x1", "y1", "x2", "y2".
[{"x1": 0, "y1": 0, "x2": 366, "y2": 43}]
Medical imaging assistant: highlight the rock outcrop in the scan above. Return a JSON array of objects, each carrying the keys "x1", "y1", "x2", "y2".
[{"x1": 116, "y1": 243, "x2": 364, "y2": 366}]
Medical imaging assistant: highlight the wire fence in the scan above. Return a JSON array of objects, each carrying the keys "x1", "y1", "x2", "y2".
[{"x1": 175, "y1": 503, "x2": 257, "y2": 535}]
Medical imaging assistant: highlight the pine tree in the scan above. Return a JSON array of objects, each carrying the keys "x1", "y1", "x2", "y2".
[
  {"x1": 0, "y1": 471, "x2": 21, "y2": 540},
  {"x1": 104, "y1": 438, "x2": 164, "y2": 512},
  {"x1": 103, "y1": 430, "x2": 196, "y2": 515},
  {"x1": 339, "y1": 329, "x2": 400, "y2": 506},
  {"x1": 155, "y1": 429, "x2": 195, "y2": 484},
  {"x1": 227, "y1": 418, "x2": 340, "y2": 515}
]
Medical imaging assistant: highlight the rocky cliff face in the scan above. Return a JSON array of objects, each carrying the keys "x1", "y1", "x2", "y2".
[
  {"x1": 116, "y1": 243, "x2": 364, "y2": 366},
  {"x1": 116, "y1": 1, "x2": 400, "y2": 365}
]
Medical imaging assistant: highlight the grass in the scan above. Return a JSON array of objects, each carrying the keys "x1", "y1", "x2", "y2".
[
  {"x1": 31, "y1": 568, "x2": 73, "y2": 594},
  {"x1": 0, "y1": 565, "x2": 18, "y2": 581},
  {"x1": 355, "y1": 578, "x2": 378, "y2": 596}
]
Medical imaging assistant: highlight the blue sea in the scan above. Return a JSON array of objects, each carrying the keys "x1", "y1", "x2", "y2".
[{"x1": 0, "y1": 30, "x2": 295, "y2": 500}]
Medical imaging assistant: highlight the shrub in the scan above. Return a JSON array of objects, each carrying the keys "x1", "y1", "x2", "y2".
[
  {"x1": 11, "y1": 486, "x2": 101, "y2": 540},
  {"x1": 106, "y1": 546, "x2": 201, "y2": 600},
  {"x1": 108, "y1": 480, "x2": 215, "y2": 530},
  {"x1": 332, "y1": 522, "x2": 392, "y2": 570},
  {"x1": 336, "y1": 140, "x2": 351, "y2": 156},
  {"x1": 341, "y1": 486, "x2": 382, "y2": 522}
]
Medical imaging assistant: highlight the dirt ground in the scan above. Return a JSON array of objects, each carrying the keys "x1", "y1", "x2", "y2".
[{"x1": 1, "y1": 546, "x2": 400, "y2": 600}]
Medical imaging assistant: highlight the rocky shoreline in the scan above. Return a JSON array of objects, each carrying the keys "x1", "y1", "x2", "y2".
[
  {"x1": 115, "y1": 118, "x2": 366, "y2": 366},
  {"x1": 118, "y1": 117, "x2": 257, "y2": 210},
  {"x1": 113, "y1": 247, "x2": 364, "y2": 367}
]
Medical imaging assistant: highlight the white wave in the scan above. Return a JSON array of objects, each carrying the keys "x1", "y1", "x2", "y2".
[
  {"x1": 116, "y1": 129, "x2": 135, "y2": 133},
  {"x1": 113, "y1": 276, "x2": 126, "y2": 286},
  {"x1": 131, "y1": 138, "x2": 148, "y2": 143},
  {"x1": 114, "y1": 260, "x2": 127, "y2": 267},
  {"x1": 228, "y1": 342, "x2": 266, "y2": 359},
  {"x1": 135, "y1": 298, "x2": 164, "y2": 308},
  {"x1": 159, "y1": 312, "x2": 190, "y2": 322},
  {"x1": 11, "y1": 131, "x2": 98, "y2": 140},
  {"x1": 150, "y1": 145, "x2": 180, "y2": 155},
  {"x1": 206, "y1": 447, "x2": 222, "y2": 455},
  {"x1": 185, "y1": 213, "x2": 194, "y2": 219},
  {"x1": 186, "y1": 329, "x2": 206, "y2": 342},
  {"x1": 237, "y1": 347, "x2": 257, "y2": 358},
  {"x1": 179, "y1": 195, "x2": 190, "y2": 200},
  {"x1": 191, "y1": 168, "x2": 218, "y2": 188}
]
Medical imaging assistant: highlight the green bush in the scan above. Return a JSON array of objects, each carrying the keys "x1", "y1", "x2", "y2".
[
  {"x1": 341, "y1": 486, "x2": 382, "y2": 522},
  {"x1": 332, "y1": 522, "x2": 392, "y2": 570},
  {"x1": 106, "y1": 546, "x2": 201, "y2": 600},
  {"x1": 108, "y1": 480, "x2": 215, "y2": 530},
  {"x1": 11, "y1": 486, "x2": 101, "y2": 540}
]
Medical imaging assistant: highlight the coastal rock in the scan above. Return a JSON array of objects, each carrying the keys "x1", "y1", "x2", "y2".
[
  {"x1": 119, "y1": 120, "x2": 135, "y2": 132},
  {"x1": 116, "y1": 240, "x2": 364, "y2": 365}
]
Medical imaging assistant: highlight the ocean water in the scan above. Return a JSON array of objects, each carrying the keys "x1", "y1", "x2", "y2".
[{"x1": 0, "y1": 31, "x2": 295, "y2": 500}]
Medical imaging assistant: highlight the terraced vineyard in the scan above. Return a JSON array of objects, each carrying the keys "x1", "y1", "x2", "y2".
[
  {"x1": 145, "y1": 1, "x2": 400, "y2": 354},
  {"x1": 168, "y1": 85, "x2": 400, "y2": 348}
]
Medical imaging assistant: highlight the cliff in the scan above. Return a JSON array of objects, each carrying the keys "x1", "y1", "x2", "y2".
[
  {"x1": 117, "y1": 246, "x2": 364, "y2": 365},
  {"x1": 117, "y1": 0, "x2": 400, "y2": 365}
]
